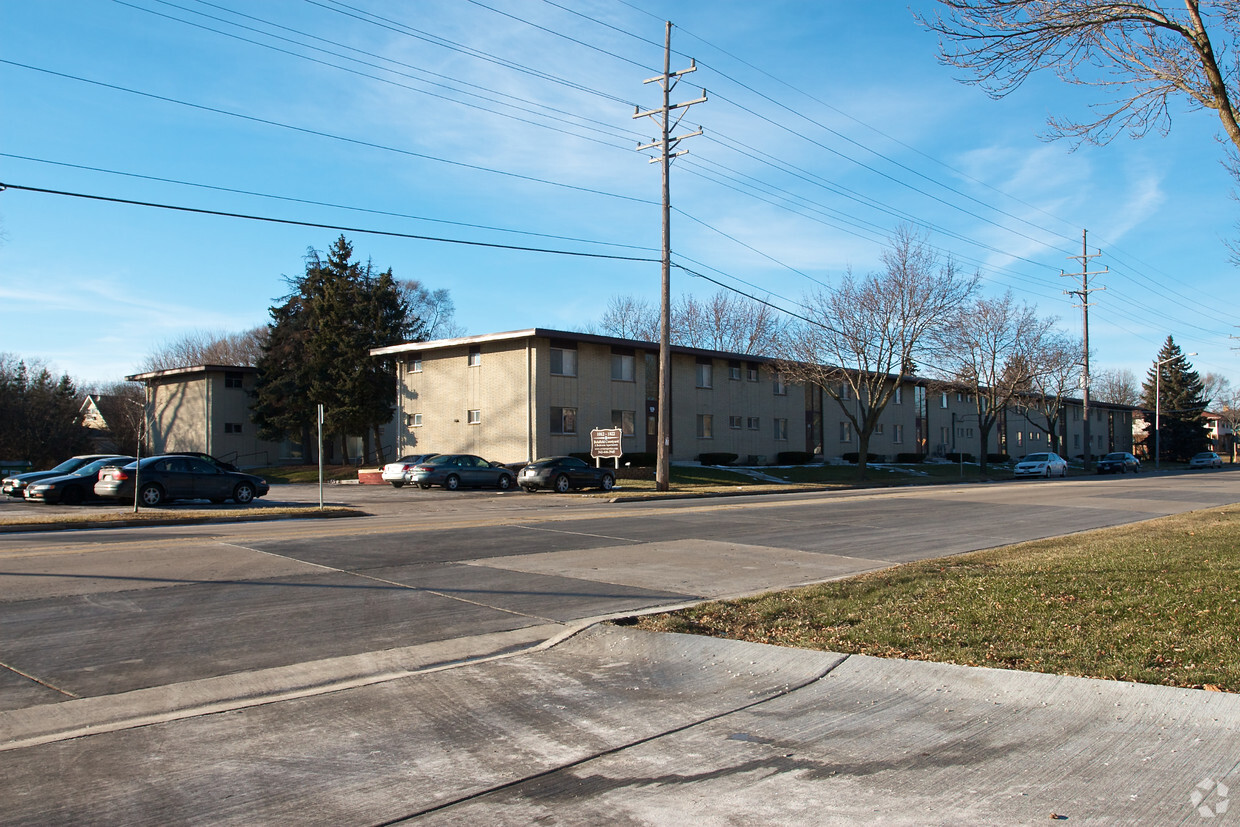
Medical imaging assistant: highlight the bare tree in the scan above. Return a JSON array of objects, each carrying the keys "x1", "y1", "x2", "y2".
[
  {"x1": 141, "y1": 328, "x2": 268, "y2": 372},
  {"x1": 597, "y1": 295, "x2": 660, "y2": 342},
  {"x1": 1094, "y1": 367, "x2": 1141, "y2": 406},
  {"x1": 1214, "y1": 382, "x2": 1240, "y2": 459},
  {"x1": 919, "y1": 2, "x2": 1240, "y2": 162},
  {"x1": 778, "y1": 226, "x2": 978, "y2": 477},
  {"x1": 931, "y1": 292, "x2": 1059, "y2": 473},
  {"x1": 675, "y1": 291, "x2": 784, "y2": 355},
  {"x1": 1023, "y1": 333, "x2": 1084, "y2": 454},
  {"x1": 1202, "y1": 371, "x2": 1231, "y2": 407},
  {"x1": 399, "y1": 279, "x2": 464, "y2": 340}
]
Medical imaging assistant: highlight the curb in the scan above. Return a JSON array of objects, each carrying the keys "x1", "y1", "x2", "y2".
[{"x1": 0, "y1": 508, "x2": 366, "y2": 535}]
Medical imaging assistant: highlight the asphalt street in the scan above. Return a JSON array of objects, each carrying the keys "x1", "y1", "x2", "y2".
[{"x1": 1, "y1": 470, "x2": 1238, "y2": 824}]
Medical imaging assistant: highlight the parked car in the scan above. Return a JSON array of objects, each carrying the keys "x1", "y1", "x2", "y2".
[
  {"x1": 1189, "y1": 451, "x2": 1223, "y2": 469},
  {"x1": 94, "y1": 455, "x2": 270, "y2": 506},
  {"x1": 24, "y1": 455, "x2": 135, "y2": 504},
  {"x1": 518, "y1": 456, "x2": 616, "y2": 493},
  {"x1": 381, "y1": 453, "x2": 439, "y2": 488},
  {"x1": 408, "y1": 454, "x2": 514, "y2": 491},
  {"x1": 1013, "y1": 452, "x2": 1068, "y2": 478},
  {"x1": 1095, "y1": 452, "x2": 1140, "y2": 475},
  {"x1": 3, "y1": 454, "x2": 120, "y2": 498},
  {"x1": 168, "y1": 452, "x2": 239, "y2": 472}
]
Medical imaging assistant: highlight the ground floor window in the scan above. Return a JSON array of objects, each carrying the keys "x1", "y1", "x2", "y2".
[
  {"x1": 696, "y1": 414, "x2": 713, "y2": 439},
  {"x1": 611, "y1": 409, "x2": 635, "y2": 436},
  {"x1": 840, "y1": 421, "x2": 852, "y2": 442},
  {"x1": 467, "y1": 409, "x2": 481, "y2": 425},
  {"x1": 893, "y1": 424, "x2": 903, "y2": 444},
  {"x1": 775, "y1": 418, "x2": 788, "y2": 441},
  {"x1": 551, "y1": 406, "x2": 576, "y2": 434}
]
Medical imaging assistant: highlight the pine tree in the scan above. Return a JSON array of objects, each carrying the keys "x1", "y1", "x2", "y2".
[
  {"x1": 1141, "y1": 336, "x2": 1210, "y2": 462},
  {"x1": 251, "y1": 237, "x2": 417, "y2": 464}
]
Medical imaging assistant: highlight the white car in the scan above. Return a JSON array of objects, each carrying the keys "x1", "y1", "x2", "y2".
[
  {"x1": 1188, "y1": 451, "x2": 1223, "y2": 469},
  {"x1": 1013, "y1": 452, "x2": 1068, "y2": 478},
  {"x1": 381, "y1": 453, "x2": 438, "y2": 488}
]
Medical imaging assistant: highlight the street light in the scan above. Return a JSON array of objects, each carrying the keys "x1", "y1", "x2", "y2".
[{"x1": 1154, "y1": 351, "x2": 1196, "y2": 470}]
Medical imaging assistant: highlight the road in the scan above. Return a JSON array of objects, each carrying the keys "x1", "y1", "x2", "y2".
[{"x1": 1, "y1": 470, "x2": 1238, "y2": 824}]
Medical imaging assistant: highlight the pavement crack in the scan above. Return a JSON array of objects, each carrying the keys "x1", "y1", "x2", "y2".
[{"x1": 0, "y1": 660, "x2": 79, "y2": 699}]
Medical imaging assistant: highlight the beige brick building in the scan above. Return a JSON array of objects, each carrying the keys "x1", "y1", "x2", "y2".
[{"x1": 372, "y1": 329, "x2": 1136, "y2": 465}]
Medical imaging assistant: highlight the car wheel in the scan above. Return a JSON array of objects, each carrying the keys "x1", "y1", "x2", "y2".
[
  {"x1": 522, "y1": 485, "x2": 537, "y2": 493},
  {"x1": 233, "y1": 483, "x2": 256, "y2": 504},
  {"x1": 1061, "y1": 465, "x2": 1067, "y2": 477},
  {"x1": 139, "y1": 483, "x2": 164, "y2": 507},
  {"x1": 497, "y1": 474, "x2": 513, "y2": 491},
  {"x1": 600, "y1": 474, "x2": 615, "y2": 491},
  {"x1": 445, "y1": 474, "x2": 461, "y2": 491},
  {"x1": 554, "y1": 474, "x2": 572, "y2": 493},
  {"x1": 390, "y1": 481, "x2": 404, "y2": 489},
  {"x1": 61, "y1": 486, "x2": 84, "y2": 506},
  {"x1": 1044, "y1": 467, "x2": 1051, "y2": 478}
]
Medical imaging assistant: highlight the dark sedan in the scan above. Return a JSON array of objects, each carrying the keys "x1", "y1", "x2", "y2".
[
  {"x1": 3, "y1": 454, "x2": 121, "y2": 498},
  {"x1": 518, "y1": 456, "x2": 616, "y2": 493},
  {"x1": 24, "y1": 455, "x2": 135, "y2": 504},
  {"x1": 94, "y1": 455, "x2": 269, "y2": 506},
  {"x1": 1096, "y1": 452, "x2": 1140, "y2": 475},
  {"x1": 408, "y1": 454, "x2": 514, "y2": 491}
]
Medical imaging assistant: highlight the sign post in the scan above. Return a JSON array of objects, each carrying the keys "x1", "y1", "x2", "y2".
[
  {"x1": 590, "y1": 427, "x2": 623, "y2": 472},
  {"x1": 317, "y1": 403, "x2": 325, "y2": 511}
]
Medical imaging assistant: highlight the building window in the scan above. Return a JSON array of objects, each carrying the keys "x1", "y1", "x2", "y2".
[
  {"x1": 747, "y1": 417, "x2": 760, "y2": 431},
  {"x1": 1073, "y1": 407, "x2": 1080, "y2": 421},
  {"x1": 893, "y1": 387, "x2": 902, "y2": 405},
  {"x1": 773, "y1": 373, "x2": 787, "y2": 396},
  {"x1": 840, "y1": 383, "x2": 851, "y2": 400},
  {"x1": 407, "y1": 413, "x2": 423, "y2": 427},
  {"x1": 1074, "y1": 434, "x2": 1081, "y2": 448},
  {"x1": 874, "y1": 424, "x2": 885, "y2": 435},
  {"x1": 940, "y1": 426, "x2": 950, "y2": 445},
  {"x1": 467, "y1": 409, "x2": 481, "y2": 425},
  {"x1": 224, "y1": 422, "x2": 243, "y2": 434},
  {"x1": 940, "y1": 392, "x2": 949, "y2": 409},
  {"x1": 551, "y1": 406, "x2": 576, "y2": 434},
  {"x1": 747, "y1": 363, "x2": 760, "y2": 382},
  {"x1": 224, "y1": 372, "x2": 244, "y2": 389},
  {"x1": 893, "y1": 424, "x2": 904, "y2": 444},
  {"x1": 696, "y1": 361, "x2": 713, "y2": 389},
  {"x1": 467, "y1": 346, "x2": 481, "y2": 367},
  {"x1": 774, "y1": 418, "x2": 789, "y2": 441},
  {"x1": 408, "y1": 356, "x2": 423, "y2": 373},
  {"x1": 728, "y1": 360, "x2": 742, "y2": 381},
  {"x1": 611, "y1": 353, "x2": 635, "y2": 382},
  {"x1": 611, "y1": 409, "x2": 635, "y2": 437},
  {"x1": 729, "y1": 415, "x2": 743, "y2": 429},
  {"x1": 1016, "y1": 431, "x2": 1023, "y2": 447},
  {"x1": 550, "y1": 347, "x2": 577, "y2": 376},
  {"x1": 840, "y1": 421, "x2": 852, "y2": 442},
  {"x1": 696, "y1": 414, "x2": 713, "y2": 439}
]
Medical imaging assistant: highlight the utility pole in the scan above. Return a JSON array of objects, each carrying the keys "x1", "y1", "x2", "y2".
[
  {"x1": 634, "y1": 21, "x2": 705, "y2": 491},
  {"x1": 1061, "y1": 229, "x2": 1107, "y2": 473}
]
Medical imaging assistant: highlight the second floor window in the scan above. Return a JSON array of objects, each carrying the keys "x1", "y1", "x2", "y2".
[
  {"x1": 696, "y1": 362, "x2": 713, "y2": 388},
  {"x1": 467, "y1": 346, "x2": 481, "y2": 367},
  {"x1": 550, "y1": 347, "x2": 577, "y2": 376},
  {"x1": 611, "y1": 354, "x2": 635, "y2": 382}
]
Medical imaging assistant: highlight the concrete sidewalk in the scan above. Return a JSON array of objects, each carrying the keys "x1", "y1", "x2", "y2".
[{"x1": 3, "y1": 624, "x2": 1235, "y2": 825}]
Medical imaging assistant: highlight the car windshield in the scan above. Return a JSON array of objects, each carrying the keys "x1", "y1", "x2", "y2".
[
  {"x1": 1193, "y1": 453, "x2": 1215, "y2": 459},
  {"x1": 1023, "y1": 454, "x2": 1050, "y2": 462},
  {"x1": 1104, "y1": 453, "x2": 1126, "y2": 460},
  {"x1": 423, "y1": 455, "x2": 455, "y2": 465},
  {"x1": 46, "y1": 457, "x2": 87, "y2": 474},
  {"x1": 75, "y1": 457, "x2": 129, "y2": 475}
]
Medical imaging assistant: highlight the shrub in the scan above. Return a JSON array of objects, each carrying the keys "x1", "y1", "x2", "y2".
[
  {"x1": 776, "y1": 451, "x2": 814, "y2": 465},
  {"x1": 698, "y1": 452, "x2": 738, "y2": 466},
  {"x1": 986, "y1": 453, "x2": 1010, "y2": 464},
  {"x1": 842, "y1": 452, "x2": 880, "y2": 464},
  {"x1": 944, "y1": 452, "x2": 975, "y2": 463},
  {"x1": 568, "y1": 452, "x2": 593, "y2": 464},
  {"x1": 621, "y1": 452, "x2": 656, "y2": 468},
  {"x1": 896, "y1": 452, "x2": 927, "y2": 463}
]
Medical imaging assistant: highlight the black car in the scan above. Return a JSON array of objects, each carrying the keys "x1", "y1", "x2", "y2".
[
  {"x1": 24, "y1": 455, "x2": 135, "y2": 504},
  {"x1": 1095, "y1": 452, "x2": 1141, "y2": 475},
  {"x1": 517, "y1": 456, "x2": 616, "y2": 493},
  {"x1": 94, "y1": 455, "x2": 269, "y2": 506},
  {"x1": 2, "y1": 454, "x2": 121, "y2": 498}
]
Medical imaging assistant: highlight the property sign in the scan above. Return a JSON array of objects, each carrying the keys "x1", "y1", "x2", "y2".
[{"x1": 590, "y1": 427, "x2": 624, "y2": 459}]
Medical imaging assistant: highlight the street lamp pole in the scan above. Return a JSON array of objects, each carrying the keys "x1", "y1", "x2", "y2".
[{"x1": 1154, "y1": 351, "x2": 1196, "y2": 470}]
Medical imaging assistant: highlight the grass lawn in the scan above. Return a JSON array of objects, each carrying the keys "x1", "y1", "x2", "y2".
[{"x1": 633, "y1": 506, "x2": 1240, "y2": 692}]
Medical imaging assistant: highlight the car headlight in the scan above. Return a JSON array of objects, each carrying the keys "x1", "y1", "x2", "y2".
[{"x1": 29, "y1": 484, "x2": 49, "y2": 492}]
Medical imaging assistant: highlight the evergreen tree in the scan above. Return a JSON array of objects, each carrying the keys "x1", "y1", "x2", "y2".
[
  {"x1": 0, "y1": 355, "x2": 91, "y2": 467},
  {"x1": 251, "y1": 237, "x2": 418, "y2": 464},
  {"x1": 1141, "y1": 336, "x2": 1210, "y2": 462}
]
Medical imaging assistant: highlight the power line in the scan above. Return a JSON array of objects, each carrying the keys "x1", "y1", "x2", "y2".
[
  {"x1": 0, "y1": 60, "x2": 657, "y2": 206},
  {"x1": 0, "y1": 182, "x2": 661, "y2": 262}
]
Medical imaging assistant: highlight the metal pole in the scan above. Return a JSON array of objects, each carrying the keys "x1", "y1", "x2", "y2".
[
  {"x1": 1080, "y1": 230, "x2": 1092, "y2": 471},
  {"x1": 318, "y1": 403, "x2": 325, "y2": 510},
  {"x1": 1155, "y1": 368, "x2": 1161, "y2": 471}
]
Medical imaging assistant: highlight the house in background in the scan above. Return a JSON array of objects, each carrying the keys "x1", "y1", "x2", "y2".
[
  {"x1": 78, "y1": 393, "x2": 129, "y2": 453},
  {"x1": 371, "y1": 329, "x2": 1137, "y2": 465},
  {"x1": 1205, "y1": 411, "x2": 1236, "y2": 459}
]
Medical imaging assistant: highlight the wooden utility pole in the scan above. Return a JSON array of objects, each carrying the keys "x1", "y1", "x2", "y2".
[
  {"x1": 634, "y1": 22, "x2": 705, "y2": 491},
  {"x1": 1061, "y1": 230, "x2": 1107, "y2": 472}
]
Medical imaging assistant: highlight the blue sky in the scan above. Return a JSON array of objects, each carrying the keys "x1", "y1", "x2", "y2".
[{"x1": 2, "y1": 0, "x2": 1237, "y2": 390}]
